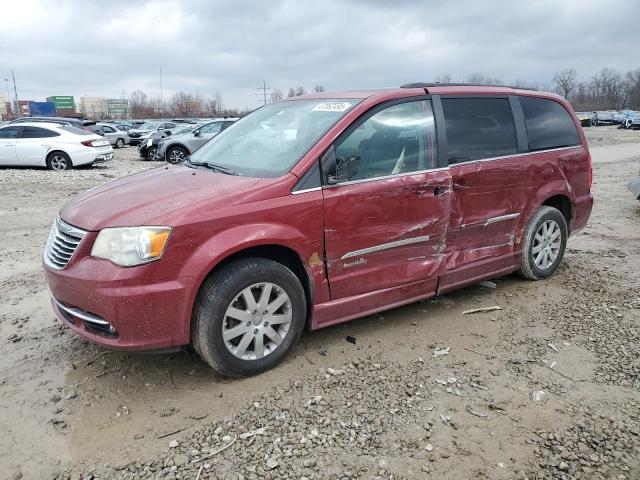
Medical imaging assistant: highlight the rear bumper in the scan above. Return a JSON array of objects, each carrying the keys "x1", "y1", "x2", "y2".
[
  {"x1": 570, "y1": 193, "x2": 593, "y2": 234},
  {"x1": 44, "y1": 255, "x2": 196, "y2": 351}
]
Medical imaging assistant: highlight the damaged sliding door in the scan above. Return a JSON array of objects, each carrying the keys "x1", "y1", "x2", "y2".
[{"x1": 321, "y1": 98, "x2": 452, "y2": 300}]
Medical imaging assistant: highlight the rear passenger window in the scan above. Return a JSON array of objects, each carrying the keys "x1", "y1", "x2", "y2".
[
  {"x1": 332, "y1": 100, "x2": 437, "y2": 182},
  {"x1": 21, "y1": 126, "x2": 59, "y2": 138},
  {"x1": 441, "y1": 98, "x2": 517, "y2": 164},
  {"x1": 520, "y1": 97, "x2": 580, "y2": 151}
]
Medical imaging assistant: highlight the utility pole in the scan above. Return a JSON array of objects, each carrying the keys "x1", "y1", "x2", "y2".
[
  {"x1": 255, "y1": 80, "x2": 270, "y2": 105},
  {"x1": 159, "y1": 67, "x2": 164, "y2": 118},
  {"x1": 12, "y1": 70, "x2": 19, "y2": 118},
  {"x1": 4, "y1": 78, "x2": 10, "y2": 119},
  {"x1": 121, "y1": 89, "x2": 128, "y2": 119}
]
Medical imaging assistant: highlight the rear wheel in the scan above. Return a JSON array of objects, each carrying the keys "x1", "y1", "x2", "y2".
[
  {"x1": 115, "y1": 138, "x2": 125, "y2": 148},
  {"x1": 518, "y1": 206, "x2": 568, "y2": 280},
  {"x1": 47, "y1": 152, "x2": 72, "y2": 171},
  {"x1": 167, "y1": 146, "x2": 188, "y2": 164},
  {"x1": 192, "y1": 258, "x2": 306, "y2": 377}
]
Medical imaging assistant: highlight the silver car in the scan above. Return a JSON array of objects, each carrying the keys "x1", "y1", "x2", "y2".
[
  {"x1": 158, "y1": 118, "x2": 237, "y2": 163},
  {"x1": 93, "y1": 123, "x2": 130, "y2": 148}
]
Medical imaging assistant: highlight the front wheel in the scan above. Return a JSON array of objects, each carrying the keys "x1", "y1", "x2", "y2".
[
  {"x1": 148, "y1": 146, "x2": 161, "y2": 161},
  {"x1": 192, "y1": 258, "x2": 307, "y2": 377},
  {"x1": 115, "y1": 138, "x2": 125, "y2": 148},
  {"x1": 518, "y1": 206, "x2": 568, "y2": 280}
]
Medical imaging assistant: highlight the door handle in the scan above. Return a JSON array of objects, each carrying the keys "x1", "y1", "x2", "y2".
[
  {"x1": 413, "y1": 184, "x2": 449, "y2": 196},
  {"x1": 453, "y1": 181, "x2": 468, "y2": 190}
]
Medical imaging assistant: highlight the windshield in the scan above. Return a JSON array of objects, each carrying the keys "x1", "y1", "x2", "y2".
[
  {"x1": 189, "y1": 99, "x2": 361, "y2": 177},
  {"x1": 139, "y1": 122, "x2": 159, "y2": 130}
]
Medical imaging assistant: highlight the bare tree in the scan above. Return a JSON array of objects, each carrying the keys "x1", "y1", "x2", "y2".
[
  {"x1": 270, "y1": 88, "x2": 284, "y2": 103},
  {"x1": 129, "y1": 90, "x2": 148, "y2": 118},
  {"x1": 552, "y1": 69, "x2": 578, "y2": 99},
  {"x1": 206, "y1": 91, "x2": 224, "y2": 116},
  {"x1": 286, "y1": 88, "x2": 296, "y2": 98},
  {"x1": 435, "y1": 74, "x2": 452, "y2": 84},
  {"x1": 295, "y1": 86, "x2": 306, "y2": 96},
  {"x1": 625, "y1": 69, "x2": 640, "y2": 109},
  {"x1": 313, "y1": 85, "x2": 326, "y2": 92},
  {"x1": 591, "y1": 68, "x2": 628, "y2": 110}
]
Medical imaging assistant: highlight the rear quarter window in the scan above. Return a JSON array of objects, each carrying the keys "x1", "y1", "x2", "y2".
[{"x1": 520, "y1": 97, "x2": 580, "y2": 151}]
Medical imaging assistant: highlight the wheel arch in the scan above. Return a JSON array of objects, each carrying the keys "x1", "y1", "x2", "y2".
[
  {"x1": 185, "y1": 235, "x2": 317, "y2": 337},
  {"x1": 46, "y1": 149, "x2": 73, "y2": 168},
  {"x1": 541, "y1": 194, "x2": 572, "y2": 231}
]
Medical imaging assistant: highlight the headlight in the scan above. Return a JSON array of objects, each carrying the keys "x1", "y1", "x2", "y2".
[{"x1": 91, "y1": 227, "x2": 171, "y2": 267}]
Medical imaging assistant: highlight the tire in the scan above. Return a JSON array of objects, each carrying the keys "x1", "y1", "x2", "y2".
[
  {"x1": 192, "y1": 258, "x2": 307, "y2": 377},
  {"x1": 148, "y1": 146, "x2": 161, "y2": 161},
  {"x1": 167, "y1": 146, "x2": 188, "y2": 164},
  {"x1": 115, "y1": 138, "x2": 125, "y2": 148},
  {"x1": 518, "y1": 206, "x2": 568, "y2": 280},
  {"x1": 46, "y1": 151, "x2": 72, "y2": 171}
]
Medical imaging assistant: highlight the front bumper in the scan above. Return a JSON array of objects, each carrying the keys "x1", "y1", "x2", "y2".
[{"x1": 44, "y1": 242, "x2": 197, "y2": 351}]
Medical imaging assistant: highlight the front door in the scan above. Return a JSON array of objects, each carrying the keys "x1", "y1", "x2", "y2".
[
  {"x1": 0, "y1": 126, "x2": 21, "y2": 165},
  {"x1": 193, "y1": 122, "x2": 223, "y2": 150},
  {"x1": 322, "y1": 99, "x2": 452, "y2": 300},
  {"x1": 437, "y1": 96, "x2": 531, "y2": 273}
]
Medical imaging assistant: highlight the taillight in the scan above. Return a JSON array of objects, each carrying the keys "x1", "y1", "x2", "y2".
[
  {"x1": 587, "y1": 152, "x2": 592, "y2": 189},
  {"x1": 81, "y1": 140, "x2": 95, "y2": 147}
]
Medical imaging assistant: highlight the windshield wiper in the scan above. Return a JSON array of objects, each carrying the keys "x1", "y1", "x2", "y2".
[{"x1": 185, "y1": 159, "x2": 239, "y2": 175}]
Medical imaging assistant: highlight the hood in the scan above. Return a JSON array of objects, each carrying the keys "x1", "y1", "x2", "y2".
[{"x1": 60, "y1": 166, "x2": 269, "y2": 231}]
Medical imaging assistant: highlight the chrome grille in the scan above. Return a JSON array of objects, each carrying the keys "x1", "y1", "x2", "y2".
[{"x1": 44, "y1": 217, "x2": 87, "y2": 270}]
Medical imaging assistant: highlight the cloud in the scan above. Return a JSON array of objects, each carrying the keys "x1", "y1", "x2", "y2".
[{"x1": 0, "y1": 0, "x2": 638, "y2": 109}]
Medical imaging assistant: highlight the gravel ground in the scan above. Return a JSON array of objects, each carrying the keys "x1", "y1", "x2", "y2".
[{"x1": 1, "y1": 129, "x2": 639, "y2": 480}]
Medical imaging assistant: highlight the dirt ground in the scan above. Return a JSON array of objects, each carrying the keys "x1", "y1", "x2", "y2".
[{"x1": 0, "y1": 125, "x2": 639, "y2": 480}]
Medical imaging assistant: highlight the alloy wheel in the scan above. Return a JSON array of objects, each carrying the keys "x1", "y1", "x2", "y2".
[
  {"x1": 222, "y1": 282, "x2": 293, "y2": 361},
  {"x1": 532, "y1": 219, "x2": 561, "y2": 269},
  {"x1": 168, "y1": 149, "x2": 186, "y2": 164},
  {"x1": 50, "y1": 155, "x2": 68, "y2": 171},
  {"x1": 116, "y1": 139, "x2": 124, "y2": 148},
  {"x1": 149, "y1": 147, "x2": 161, "y2": 161}
]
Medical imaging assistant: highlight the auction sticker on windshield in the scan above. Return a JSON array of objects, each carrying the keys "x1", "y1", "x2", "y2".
[{"x1": 312, "y1": 102, "x2": 352, "y2": 112}]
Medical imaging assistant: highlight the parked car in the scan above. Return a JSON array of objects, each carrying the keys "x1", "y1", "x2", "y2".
[
  {"x1": 158, "y1": 118, "x2": 237, "y2": 163},
  {"x1": 43, "y1": 85, "x2": 592, "y2": 377},
  {"x1": 576, "y1": 111, "x2": 597, "y2": 127},
  {"x1": 594, "y1": 111, "x2": 616, "y2": 125},
  {"x1": 615, "y1": 110, "x2": 638, "y2": 129},
  {"x1": 630, "y1": 113, "x2": 640, "y2": 130},
  {"x1": 628, "y1": 177, "x2": 640, "y2": 200},
  {"x1": 87, "y1": 123, "x2": 130, "y2": 148},
  {"x1": 139, "y1": 124, "x2": 199, "y2": 161},
  {"x1": 0, "y1": 122, "x2": 112, "y2": 170},
  {"x1": 10, "y1": 116, "x2": 91, "y2": 130},
  {"x1": 127, "y1": 121, "x2": 178, "y2": 145}
]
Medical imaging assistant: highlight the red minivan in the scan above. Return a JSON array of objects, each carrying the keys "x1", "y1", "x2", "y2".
[{"x1": 43, "y1": 84, "x2": 593, "y2": 377}]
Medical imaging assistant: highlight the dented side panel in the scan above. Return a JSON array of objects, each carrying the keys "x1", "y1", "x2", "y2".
[{"x1": 322, "y1": 170, "x2": 452, "y2": 300}]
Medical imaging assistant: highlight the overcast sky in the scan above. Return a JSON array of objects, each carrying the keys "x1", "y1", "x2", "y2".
[{"x1": 1, "y1": 0, "x2": 638, "y2": 110}]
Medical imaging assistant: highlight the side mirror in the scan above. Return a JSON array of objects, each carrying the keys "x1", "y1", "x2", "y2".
[{"x1": 193, "y1": 130, "x2": 200, "y2": 137}]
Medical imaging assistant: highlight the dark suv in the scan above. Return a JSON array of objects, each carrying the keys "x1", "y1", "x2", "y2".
[{"x1": 43, "y1": 84, "x2": 592, "y2": 377}]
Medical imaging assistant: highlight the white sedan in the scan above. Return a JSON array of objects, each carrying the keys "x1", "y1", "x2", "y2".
[{"x1": 0, "y1": 122, "x2": 113, "y2": 171}]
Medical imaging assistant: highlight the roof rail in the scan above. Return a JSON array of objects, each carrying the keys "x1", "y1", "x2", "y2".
[{"x1": 400, "y1": 82, "x2": 537, "y2": 91}]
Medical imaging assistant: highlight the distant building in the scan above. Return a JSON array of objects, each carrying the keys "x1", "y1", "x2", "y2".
[
  {"x1": 80, "y1": 96, "x2": 107, "y2": 119},
  {"x1": 106, "y1": 98, "x2": 129, "y2": 119},
  {"x1": 17, "y1": 100, "x2": 31, "y2": 116},
  {"x1": 0, "y1": 94, "x2": 6, "y2": 118},
  {"x1": 46, "y1": 95, "x2": 75, "y2": 111}
]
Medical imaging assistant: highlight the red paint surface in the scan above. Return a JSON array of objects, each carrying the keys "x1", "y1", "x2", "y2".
[{"x1": 44, "y1": 86, "x2": 593, "y2": 350}]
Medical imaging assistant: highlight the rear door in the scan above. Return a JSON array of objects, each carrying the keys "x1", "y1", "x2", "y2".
[
  {"x1": 436, "y1": 96, "x2": 529, "y2": 278},
  {"x1": 99, "y1": 125, "x2": 117, "y2": 144},
  {"x1": 322, "y1": 98, "x2": 452, "y2": 300},
  {"x1": 0, "y1": 126, "x2": 21, "y2": 165},
  {"x1": 16, "y1": 126, "x2": 60, "y2": 166}
]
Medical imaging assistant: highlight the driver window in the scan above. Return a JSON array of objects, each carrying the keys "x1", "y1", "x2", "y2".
[
  {"x1": 333, "y1": 100, "x2": 436, "y2": 183},
  {"x1": 200, "y1": 122, "x2": 223, "y2": 135}
]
